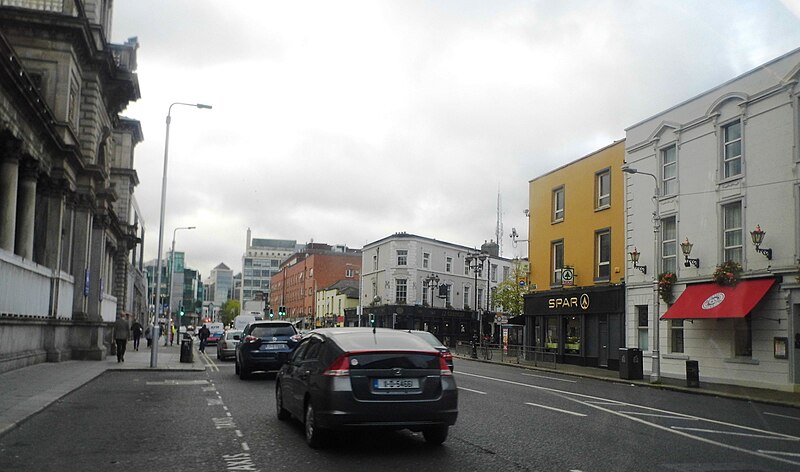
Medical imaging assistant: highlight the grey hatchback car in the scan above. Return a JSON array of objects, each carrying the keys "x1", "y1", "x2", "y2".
[{"x1": 275, "y1": 328, "x2": 458, "y2": 448}]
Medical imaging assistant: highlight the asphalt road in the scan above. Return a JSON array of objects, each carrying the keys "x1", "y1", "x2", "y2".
[{"x1": 1, "y1": 346, "x2": 798, "y2": 471}]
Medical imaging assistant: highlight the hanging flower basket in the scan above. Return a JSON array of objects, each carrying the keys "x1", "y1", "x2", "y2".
[
  {"x1": 713, "y1": 260, "x2": 742, "y2": 286},
  {"x1": 658, "y1": 272, "x2": 677, "y2": 304}
]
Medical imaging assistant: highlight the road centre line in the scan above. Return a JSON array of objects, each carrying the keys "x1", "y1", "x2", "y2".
[
  {"x1": 525, "y1": 402, "x2": 587, "y2": 417},
  {"x1": 458, "y1": 370, "x2": 800, "y2": 467},
  {"x1": 759, "y1": 450, "x2": 800, "y2": 458},
  {"x1": 521, "y1": 373, "x2": 577, "y2": 383},
  {"x1": 619, "y1": 411, "x2": 698, "y2": 420},
  {"x1": 458, "y1": 387, "x2": 487, "y2": 395},
  {"x1": 764, "y1": 412, "x2": 800, "y2": 421},
  {"x1": 670, "y1": 426, "x2": 800, "y2": 441}
]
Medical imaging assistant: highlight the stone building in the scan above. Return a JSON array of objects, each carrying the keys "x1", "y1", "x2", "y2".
[{"x1": 0, "y1": 1, "x2": 142, "y2": 372}]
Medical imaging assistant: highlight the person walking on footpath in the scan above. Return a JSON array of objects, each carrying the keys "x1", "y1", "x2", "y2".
[
  {"x1": 145, "y1": 321, "x2": 153, "y2": 347},
  {"x1": 197, "y1": 324, "x2": 210, "y2": 353},
  {"x1": 112, "y1": 313, "x2": 130, "y2": 363},
  {"x1": 131, "y1": 318, "x2": 143, "y2": 351}
]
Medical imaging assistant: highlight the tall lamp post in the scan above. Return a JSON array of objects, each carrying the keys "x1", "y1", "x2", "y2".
[
  {"x1": 151, "y1": 102, "x2": 212, "y2": 368},
  {"x1": 169, "y1": 226, "x2": 195, "y2": 345},
  {"x1": 423, "y1": 273, "x2": 440, "y2": 308},
  {"x1": 623, "y1": 167, "x2": 661, "y2": 383},
  {"x1": 465, "y1": 252, "x2": 487, "y2": 344}
]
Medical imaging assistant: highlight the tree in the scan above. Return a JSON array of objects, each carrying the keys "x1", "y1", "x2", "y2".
[
  {"x1": 493, "y1": 262, "x2": 532, "y2": 316},
  {"x1": 220, "y1": 300, "x2": 240, "y2": 326}
]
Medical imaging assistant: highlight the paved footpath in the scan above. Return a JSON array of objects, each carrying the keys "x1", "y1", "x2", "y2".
[{"x1": 0, "y1": 339, "x2": 204, "y2": 437}]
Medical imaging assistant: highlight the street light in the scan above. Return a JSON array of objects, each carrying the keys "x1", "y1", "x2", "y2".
[
  {"x1": 465, "y1": 252, "x2": 487, "y2": 344},
  {"x1": 169, "y1": 226, "x2": 195, "y2": 346},
  {"x1": 151, "y1": 102, "x2": 212, "y2": 368},
  {"x1": 623, "y1": 166, "x2": 661, "y2": 383},
  {"x1": 423, "y1": 273, "x2": 440, "y2": 308}
]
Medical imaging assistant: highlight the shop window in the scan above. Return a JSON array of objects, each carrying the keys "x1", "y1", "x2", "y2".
[
  {"x1": 670, "y1": 320, "x2": 684, "y2": 353},
  {"x1": 734, "y1": 316, "x2": 752, "y2": 357},
  {"x1": 545, "y1": 317, "x2": 558, "y2": 351},
  {"x1": 564, "y1": 317, "x2": 581, "y2": 354},
  {"x1": 637, "y1": 305, "x2": 648, "y2": 351}
]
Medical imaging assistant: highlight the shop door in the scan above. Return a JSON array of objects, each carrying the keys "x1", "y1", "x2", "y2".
[{"x1": 599, "y1": 320, "x2": 608, "y2": 367}]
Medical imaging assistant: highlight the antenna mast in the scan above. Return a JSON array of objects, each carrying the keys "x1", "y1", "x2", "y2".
[{"x1": 496, "y1": 190, "x2": 503, "y2": 256}]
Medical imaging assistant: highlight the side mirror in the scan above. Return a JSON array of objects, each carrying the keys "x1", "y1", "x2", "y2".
[{"x1": 233, "y1": 335, "x2": 241, "y2": 341}]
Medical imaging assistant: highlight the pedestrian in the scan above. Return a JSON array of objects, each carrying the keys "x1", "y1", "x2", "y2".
[
  {"x1": 131, "y1": 318, "x2": 143, "y2": 351},
  {"x1": 112, "y1": 313, "x2": 130, "y2": 363},
  {"x1": 145, "y1": 322, "x2": 153, "y2": 347},
  {"x1": 197, "y1": 324, "x2": 210, "y2": 353}
]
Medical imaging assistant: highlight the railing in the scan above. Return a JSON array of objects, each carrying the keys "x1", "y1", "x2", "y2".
[{"x1": 454, "y1": 341, "x2": 557, "y2": 369}]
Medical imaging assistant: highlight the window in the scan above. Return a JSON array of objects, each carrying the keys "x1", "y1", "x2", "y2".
[
  {"x1": 463, "y1": 286, "x2": 471, "y2": 308},
  {"x1": 446, "y1": 257, "x2": 452, "y2": 273},
  {"x1": 397, "y1": 250, "x2": 407, "y2": 266},
  {"x1": 444, "y1": 284, "x2": 452, "y2": 306},
  {"x1": 637, "y1": 306, "x2": 649, "y2": 351},
  {"x1": 552, "y1": 186, "x2": 565, "y2": 222},
  {"x1": 596, "y1": 169, "x2": 610, "y2": 208},
  {"x1": 723, "y1": 201, "x2": 743, "y2": 263},
  {"x1": 422, "y1": 281, "x2": 429, "y2": 305},
  {"x1": 423, "y1": 252, "x2": 430, "y2": 269},
  {"x1": 596, "y1": 229, "x2": 610, "y2": 281},
  {"x1": 661, "y1": 145, "x2": 677, "y2": 196},
  {"x1": 490, "y1": 263, "x2": 497, "y2": 282},
  {"x1": 503, "y1": 266, "x2": 510, "y2": 281},
  {"x1": 722, "y1": 120, "x2": 742, "y2": 179},
  {"x1": 734, "y1": 316, "x2": 752, "y2": 357},
  {"x1": 552, "y1": 240, "x2": 564, "y2": 285},
  {"x1": 345, "y1": 268, "x2": 354, "y2": 277},
  {"x1": 661, "y1": 216, "x2": 677, "y2": 274},
  {"x1": 477, "y1": 288, "x2": 484, "y2": 310},
  {"x1": 395, "y1": 279, "x2": 407, "y2": 304},
  {"x1": 670, "y1": 320, "x2": 684, "y2": 353}
]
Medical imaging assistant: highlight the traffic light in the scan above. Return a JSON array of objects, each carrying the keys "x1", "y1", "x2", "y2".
[
  {"x1": 269, "y1": 308, "x2": 274, "y2": 319},
  {"x1": 179, "y1": 305, "x2": 185, "y2": 317},
  {"x1": 368, "y1": 313, "x2": 375, "y2": 326},
  {"x1": 279, "y1": 306, "x2": 286, "y2": 317}
]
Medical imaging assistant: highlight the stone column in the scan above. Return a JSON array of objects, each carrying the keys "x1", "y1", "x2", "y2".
[
  {"x1": 42, "y1": 183, "x2": 66, "y2": 271},
  {"x1": 87, "y1": 215, "x2": 109, "y2": 321},
  {"x1": 0, "y1": 154, "x2": 19, "y2": 252},
  {"x1": 71, "y1": 195, "x2": 93, "y2": 320},
  {"x1": 14, "y1": 161, "x2": 38, "y2": 260}
]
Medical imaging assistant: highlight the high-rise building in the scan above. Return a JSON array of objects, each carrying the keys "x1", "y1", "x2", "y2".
[{"x1": 240, "y1": 228, "x2": 301, "y2": 314}]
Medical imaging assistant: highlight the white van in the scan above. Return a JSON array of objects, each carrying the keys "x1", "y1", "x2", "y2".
[{"x1": 233, "y1": 314, "x2": 257, "y2": 331}]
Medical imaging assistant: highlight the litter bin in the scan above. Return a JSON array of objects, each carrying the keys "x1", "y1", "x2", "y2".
[
  {"x1": 180, "y1": 336, "x2": 193, "y2": 363},
  {"x1": 619, "y1": 347, "x2": 643, "y2": 380},
  {"x1": 686, "y1": 360, "x2": 699, "y2": 387}
]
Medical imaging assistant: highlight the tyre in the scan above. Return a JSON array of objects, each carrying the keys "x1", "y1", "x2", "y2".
[
  {"x1": 423, "y1": 426, "x2": 448, "y2": 446},
  {"x1": 238, "y1": 361, "x2": 250, "y2": 380},
  {"x1": 276, "y1": 384, "x2": 290, "y2": 421},
  {"x1": 304, "y1": 402, "x2": 327, "y2": 449},
  {"x1": 235, "y1": 360, "x2": 240, "y2": 374}
]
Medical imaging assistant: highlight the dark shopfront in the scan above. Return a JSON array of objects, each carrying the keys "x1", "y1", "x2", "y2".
[
  {"x1": 343, "y1": 305, "x2": 481, "y2": 347},
  {"x1": 524, "y1": 285, "x2": 625, "y2": 370}
]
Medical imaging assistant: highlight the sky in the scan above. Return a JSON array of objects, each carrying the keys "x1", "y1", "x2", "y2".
[{"x1": 110, "y1": 0, "x2": 800, "y2": 280}]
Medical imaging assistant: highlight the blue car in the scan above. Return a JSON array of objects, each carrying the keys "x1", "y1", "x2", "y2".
[{"x1": 235, "y1": 321, "x2": 300, "y2": 379}]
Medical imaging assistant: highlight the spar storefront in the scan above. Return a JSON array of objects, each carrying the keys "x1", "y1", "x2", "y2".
[
  {"x1": 523, "y1": 285, "x2": 626, "y2": 370},
  {"x1": 659, "y1": 277, "x2": 799, "y2": 391}
]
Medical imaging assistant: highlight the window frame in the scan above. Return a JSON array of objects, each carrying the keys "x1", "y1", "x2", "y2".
[
  {"x1": 595, "y1": 169, "x2": 611, "y2": 209},
  {"x1": 552, "y1": 186, "x2": 565, "y2": 222},
  {"x1": 422, "y1": 252, "x2": 430, "y2": 269},
  {"x1": 463, "y1": 285, "x2": 471, "y2": 309},
  {"x1": 446, "y1": 256, "x2": 453, "y2": 273},
  {"x1": 595, "y1": 228, "x2": 611, "y2": 282},
  {"x1": 661, "y1": 216, "x2": 677, "y2": 275},
  {"x1": 670, "y1": 319, "x2": 684, "y2": 354},
  {"x1": 734, "y1": 316, "x2": 752, "y2": 357},
  {"x1": 722, "y1": 119, "x2": 743, "y2": 179},
  {"x1": 396, "y1": 249, "x2": 408, "y2": 266},
  {"x1": 551, "y1": 240, "x2": 564, "y2": 286},
  {"x1": 661, "y1": 144, "x2": 677, "y2": 196},
  {"x1": 722, "y1": 201, "x2": 743, "y2": 263},
  {"x1": 395, "y1": 279, "x2": 407, "y2": 304},
  {"x1": 636, "y1": 305, "x2": 649, "y2": 351}
]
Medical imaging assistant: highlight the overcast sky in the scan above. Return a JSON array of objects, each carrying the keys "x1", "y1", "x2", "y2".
[{"x1": 110, "y1": 0, "x2": 800, "y2": 279}]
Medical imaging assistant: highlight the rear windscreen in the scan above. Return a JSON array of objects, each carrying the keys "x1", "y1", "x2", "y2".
[
  {"x1": 351, "y1": 353, "x2": 439, "y2": 369},
  {"x1": 251, "y1": 326, "x2": 295, "y2": 337}
]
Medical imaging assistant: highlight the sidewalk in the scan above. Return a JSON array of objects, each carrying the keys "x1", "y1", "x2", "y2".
[
  {"x1": 456, "y1": 351, "x2": 800, "y2": 409},
  {"x1": 0, "y1": 339, "x2": 205, "y2": 437}
]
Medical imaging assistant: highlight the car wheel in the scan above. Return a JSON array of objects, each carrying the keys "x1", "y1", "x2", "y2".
[
  {"x1": 423, "y1": 426, "x2": 448, "y2": 446},
  {"x1": 234, "y1": 359, "x2": 240, "y2": 374},
  {"x1": 239, "y1": 362, "x2": 250, "y2": 380},
  {"x1": 304, "y1": 402, "x2": 327, "y2": 449},
  {"x1": 216, "y1": 349, "x2": 221, "y2": 360},
  {"x1": 276, "y1": 384, "x2": 290, "y2": 421}
]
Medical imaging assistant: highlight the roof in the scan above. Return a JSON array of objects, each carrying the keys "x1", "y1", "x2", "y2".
[{"x1": 312, "y1": 327, "x2": 438, "y2": 352}]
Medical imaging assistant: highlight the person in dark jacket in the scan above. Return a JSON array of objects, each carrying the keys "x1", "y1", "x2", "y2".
[
  {"x1": 197, "y1": 324, "x2": 211, "y2": 353},
  {"x1": 113, "y1": 313, "x2": 131, "y2": 362},
  {"x1": 131, "y1": 319, "x2": 144, "y2": 351}
]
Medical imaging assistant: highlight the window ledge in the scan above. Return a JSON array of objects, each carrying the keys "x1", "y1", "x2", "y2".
[
  {"x1": 717, "y1": 175, "x2": 743, "y2": 186},
  {"x1": 594, "y1": 205, "x2": 610, "y2": 212},
  {"x1": 552, "y1": 219, "x2": 564, "y2": 225},
  {"x1": 723, "y1": 357, "x2": 759, "y2": 365},
  {"x1": 663, "y1": 354, "x2": 689, "y2": 360}
]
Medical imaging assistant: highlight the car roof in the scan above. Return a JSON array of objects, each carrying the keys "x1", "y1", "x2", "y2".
[
  {"x1": 309, "y1": 327, "x2": 437, "y2": 352},
  {"x1": 249, "y1": 321, "x2": 293, "y2": 327}
]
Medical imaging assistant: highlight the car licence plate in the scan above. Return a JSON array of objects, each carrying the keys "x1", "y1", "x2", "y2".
[
  {"x1": 260, "y1": 343, "x2": 286, "y2": 351},
  {"x1": 373, "y1": 378, "x2": 420, "y2": 389}
]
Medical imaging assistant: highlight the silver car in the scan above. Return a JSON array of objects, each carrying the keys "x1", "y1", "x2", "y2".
[{"x1": 216, "y1": 330, "x2": 242, "y2": 360}]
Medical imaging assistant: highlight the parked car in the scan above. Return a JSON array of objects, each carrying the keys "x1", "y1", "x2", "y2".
[
  {"x1": 275, "y1": 327, "x2": 458, "y2": 448},
  {"x1": 407, "y1": 330, "x2": 454, "y2": 371},
  {"x1": 235, "y1": 321, "x2": 300, "y2": 379},
  {"x1": 217, "y1": 330, "x2": 242, "y2": 361}
]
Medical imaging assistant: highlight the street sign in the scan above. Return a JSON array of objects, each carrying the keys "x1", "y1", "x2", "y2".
[{"x1": 561, "y1": 267, "x2": 574, "y2": 286}]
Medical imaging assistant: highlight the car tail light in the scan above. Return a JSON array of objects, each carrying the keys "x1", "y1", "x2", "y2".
[
  {"x1": 440, "y1": 350, "x2": 453, "y2": 361},
  {"x1": 322, "y1": 353, "x2": 350, "y2": 377},
  {"x1": 439, "y1": 354, "x2": 452, "y2": 376},
  {"x1": 244, "y1": 335, "x2": 259, "y2": 343}
]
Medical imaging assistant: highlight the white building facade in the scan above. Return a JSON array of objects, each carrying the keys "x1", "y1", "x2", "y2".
[{"x1": 624, "y1": 47, "x2": 800, "y2": 392}]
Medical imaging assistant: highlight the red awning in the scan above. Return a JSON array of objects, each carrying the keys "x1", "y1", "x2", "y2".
[{"x1": 661, "y1": 279, "x2": 775, "y2": 320}]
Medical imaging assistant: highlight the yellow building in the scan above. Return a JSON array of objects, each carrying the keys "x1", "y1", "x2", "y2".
[{"x1": 524, "y1": 140, "x2": 628, "y2": 370}]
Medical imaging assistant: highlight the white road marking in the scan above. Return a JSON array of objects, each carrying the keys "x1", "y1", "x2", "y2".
[
  {"x1": 235, "y1": 430, "x2": 243, "y2": 438},
  {"x1": 671, "y1": 427, "x2": 800, "y2": 440},
  {"x1": 619, "y1": 411, "x2": 698, "y2": 420},
  {"x1": 207, "y1": 398, "x2": 223, "y2": 406},
  {"x1": 525, "y1": 402, "x2": 587, "y2": 417},
  {"x1": 764, "y1": 412, "x2": 800, "y2": 421},
  {"x1": 146, "y1": 380, "x2": 209, "y2": 385},
  {"x1": 457, "y1": 370, "x2": 800, "y2": 466},
  {"x1": 759, "y1": 450, "x2": 800, "y2": 458},
  {"x1": 241, "y1": 442, "x2": 250, "y2": 451},
  {"x1": 458, "y1": 387, "x2": 487, "y2": 395},
  {"x1": 521, "y1": 373, "x2": 577, "y2": 383}
]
